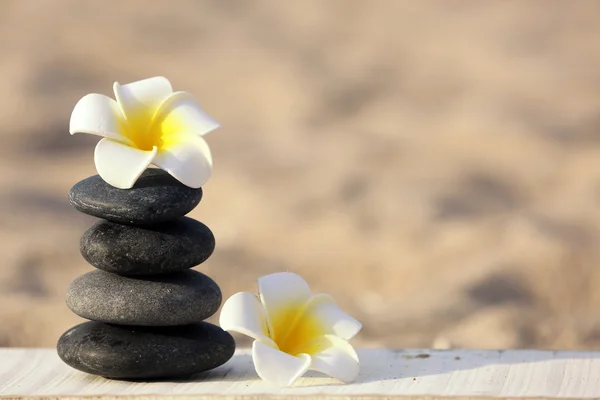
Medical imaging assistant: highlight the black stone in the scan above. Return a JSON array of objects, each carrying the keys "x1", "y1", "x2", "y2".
[
  {"x1": 66, "y1": 270, "x2": 221, "y2": 326},
  {"x1": 69, "y1": 169, "x2": 202, "y2": 225},
  {"x1": 57, "y1": 321, "x2": 235, "y2": 379},
  {"x1": 80, "y1": 217, "x2": 215, "y2": 276}
]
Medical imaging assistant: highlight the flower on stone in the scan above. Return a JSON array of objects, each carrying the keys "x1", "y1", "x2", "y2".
[
  {"x1": 219, "y1": 272, "x2": 362, "y2": 387},
  {"x1": 69, "y1": 76, "x2": 219, "y2": 189}
]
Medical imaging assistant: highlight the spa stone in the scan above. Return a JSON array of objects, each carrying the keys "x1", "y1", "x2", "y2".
[
  {"x1": 69, "y1": 169, "x2": 202, "y2": 225},
  {"x1": 66, "y1": 269, "x2": 221, "y2": 326},
  {"x1": 57, "y1": 321, "x2": 235, "y2": 379},
  {"x1": 80, "y1": 217, "x2": 215, "y2": 275}
]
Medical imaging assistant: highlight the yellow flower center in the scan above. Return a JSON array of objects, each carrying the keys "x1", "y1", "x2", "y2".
[
  {"x1": 121, "y1": 107, "x2": 184, "y2": 152},
  {"x1": 269, "y1": 303, "x2": 325, "y2": 356}
]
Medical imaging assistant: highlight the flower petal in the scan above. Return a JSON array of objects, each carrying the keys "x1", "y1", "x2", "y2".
[
  {"x1": 252, "y1": 340, "x2": 311, "y2": 387},
  {"x1": 153, "y1": 91, "x2": 220, "y2": 137},
  {"x1": 219, "y1": 292, "x2": 275, "y2": 347},
  {"x1": 152, "y1": 133, "x2": 212, "y2": 188},
  {"x1": 113, "y1": 76, "x2": 173, "y2": 121},
  {"x1": 69, "y1": 93, "x2": 129, "y2": 143},
  {"x1": 94, "y1": 138, "x2": 157, "y2": 189},
  {"x1": 258, "y1": 273, "x2": 312, "y2": 346},
  {"x1": 302, "y1": 294, "x2": 362, "y2": 340},
  {"x1": 308, "y1": 335, "x2": 360, "y2": 383}
]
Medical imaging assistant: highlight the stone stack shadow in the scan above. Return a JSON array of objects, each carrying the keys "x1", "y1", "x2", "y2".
[{"x1": 57, "y1": 169, "x2": 234, "y2": 380}]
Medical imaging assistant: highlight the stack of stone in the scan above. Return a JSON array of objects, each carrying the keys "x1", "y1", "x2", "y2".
[{"x1": 57, "y1": 169, "x2": 234, "y2": 380}]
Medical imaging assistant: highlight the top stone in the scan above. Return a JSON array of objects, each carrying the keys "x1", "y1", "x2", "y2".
[{"x1": 69, "y1": 169, "x2": 203, "y2": 225}]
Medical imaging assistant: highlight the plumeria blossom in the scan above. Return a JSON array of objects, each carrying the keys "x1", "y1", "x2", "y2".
[
  {"x1": 69, "y1": 76, "x2": 219, "y2": 189},
  {"x1": 219, "y1": 272, "x2": 362, "y2": 387}
]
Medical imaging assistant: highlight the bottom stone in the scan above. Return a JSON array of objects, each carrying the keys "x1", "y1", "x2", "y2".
[{"x1": 57, "y1": 321, "x2": 235, "y2": 380}]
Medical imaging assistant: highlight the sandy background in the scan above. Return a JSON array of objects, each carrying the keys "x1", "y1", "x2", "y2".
[{"x1": 2, "y1": 0, "x2": 600, "y2": 350}]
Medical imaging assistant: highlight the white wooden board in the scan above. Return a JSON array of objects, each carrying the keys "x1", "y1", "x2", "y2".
[{"x1": 1, "y1": 348, "x2": 600, "y2": 399}]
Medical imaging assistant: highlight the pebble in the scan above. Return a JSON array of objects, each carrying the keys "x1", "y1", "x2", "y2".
[
  {"x1": 66, "y1": 270, "x2": 221, "y2": 326},
  {"x1": 69, "y1": 169, "x2": 202, "y2": 225},
  {"x1": 80, "y1": 217, "x2": 215, "y2": 275},
  {"x1": 57, "y1": 321, "x2": 235, "y2": 379}
]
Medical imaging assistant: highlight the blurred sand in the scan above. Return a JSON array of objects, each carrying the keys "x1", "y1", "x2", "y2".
[{"x1": 2, "y1": 0, "x2": 600, "y2": 350}]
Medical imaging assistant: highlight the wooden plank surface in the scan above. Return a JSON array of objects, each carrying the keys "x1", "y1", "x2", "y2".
[{"x1": 1, "y1": 348, "x2": 600, "y2": 400}]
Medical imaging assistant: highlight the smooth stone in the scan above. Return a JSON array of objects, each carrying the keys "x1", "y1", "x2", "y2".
[
  {"x1": 80, "y1": 217, "x2": 215, "y2": 276},
  {"x1": 69, "y1": 169, "x2": 202, "y2": 225},
  {"x1": 66, "y1": 270, "x2": 221, "y2": 326},
  {"x1": 57, "y1": 321, "x2": 235, "y2": 379}
]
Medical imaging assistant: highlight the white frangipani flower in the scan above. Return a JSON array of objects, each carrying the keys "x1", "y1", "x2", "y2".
[
  {"x1": 69, "y1": 76, "x2": 219, "y2": 189},
  {"x1": 219, "y1": 272, "x2": 362, "y2": 387}
]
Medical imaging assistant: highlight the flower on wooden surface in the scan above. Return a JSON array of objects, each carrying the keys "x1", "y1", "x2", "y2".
[
  {"x1": 69, "y1": 76, "x2": 219, "y2": 189},
  {"x1": 219, "y1": 272, "x2": 362, "y2": 386}
]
